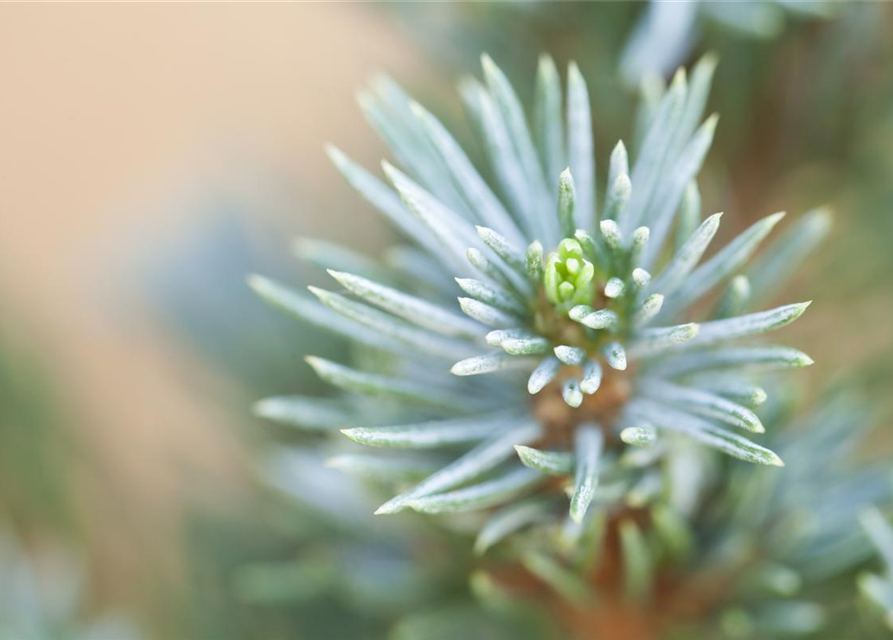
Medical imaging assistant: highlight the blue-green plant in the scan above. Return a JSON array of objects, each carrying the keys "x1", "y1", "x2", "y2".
[
  {"x1": 253, "y1": 53, "x2": 813, "y2": 521},
  {"x1": 249, "y1": 53, "x2": 888, "y2": 638}
]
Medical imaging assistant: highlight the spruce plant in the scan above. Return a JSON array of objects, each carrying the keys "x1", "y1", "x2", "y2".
[{"x1": 251, "y1": 54, "x2": 892, "y2": 639}]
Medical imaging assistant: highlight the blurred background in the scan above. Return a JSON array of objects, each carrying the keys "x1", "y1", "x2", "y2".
[{"x1": 0, "y1": 3, "x2": 891, "y2": 638}]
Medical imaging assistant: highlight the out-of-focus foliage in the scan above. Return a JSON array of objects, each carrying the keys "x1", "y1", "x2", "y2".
[
  {"x1": 170, "y1": 441, "x2": 561, "y2": 638},
  {"x1": 233, "y1": 449, "x2": 556, "y2": 640},
  {"x1": 0, "y1": 529, "x2": 140, "y2": 640},
  {"x1": 0, "y1": 328, "x2": 143, "y2": 639},
  {"x1": 142, "y1": 206, "x2": 346, "y2": 399},
  {"x1": 859, "y1": 507, "x2": 893, "y2": 633},
  {"x1": 0, "y1": 334, "x2": 73, "y2": 532},
  {"x1": 703, "y1": 385, "x2": 891, "y2": 638},
  {"x1": 619, "y1": 0, "x2": 839, "y2": 86}
]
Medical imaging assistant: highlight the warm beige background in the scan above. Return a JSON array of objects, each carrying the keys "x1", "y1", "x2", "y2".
[{"x1": 0, "y1": 1, "x2": 433, "y2": 612}]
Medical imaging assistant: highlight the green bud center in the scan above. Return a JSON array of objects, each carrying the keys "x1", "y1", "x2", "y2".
[{"x1": 544, "y1": 238, "x2": 595, "y2": 313}]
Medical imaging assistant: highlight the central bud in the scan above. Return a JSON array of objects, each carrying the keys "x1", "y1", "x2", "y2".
[
  {"x1": 544, "y1": 238, "x2": 595, "y2": 314},
  {"x1": 527, "y1": 232, "x2": 634, "y2": 444}
]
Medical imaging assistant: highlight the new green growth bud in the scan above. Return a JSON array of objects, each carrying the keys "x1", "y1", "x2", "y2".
[{"x1": 544, "y1": 238, "x2": 595, "y2": 313}]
